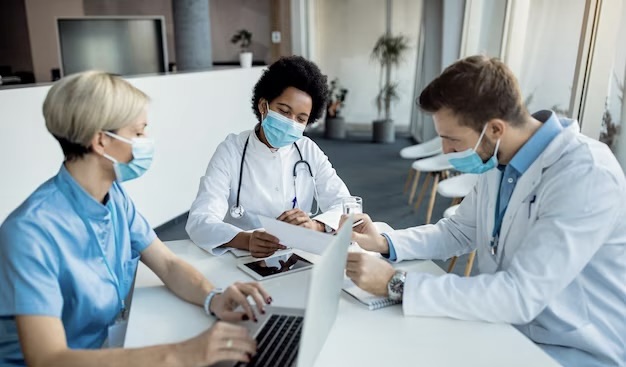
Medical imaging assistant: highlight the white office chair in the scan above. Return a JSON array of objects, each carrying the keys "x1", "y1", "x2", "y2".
[
  {"x1": 409, "y1": 154, "x2": 453, "y2": 224},
  {"x1": 442, "y1": 203, "x2": 476, "y2": 277},
  {"x1": 437, "y1": 173, "x2": 480, "y2": 206},
  {"x1": 401, "y1": 137, "x2": 442, "y2": 194}
]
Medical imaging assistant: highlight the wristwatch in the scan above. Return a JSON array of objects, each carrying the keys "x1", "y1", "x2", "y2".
[
  {"x1": 387, "y1": 271, "x2": 406, "y2": 302},
  {"x1": 204, "y1": 288, "x2": 223, "y2": 317}
]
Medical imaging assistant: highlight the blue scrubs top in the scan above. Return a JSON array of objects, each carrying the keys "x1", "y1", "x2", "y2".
[{"x1": 0, "y1": 165, "x2": 156, "y2": 366}]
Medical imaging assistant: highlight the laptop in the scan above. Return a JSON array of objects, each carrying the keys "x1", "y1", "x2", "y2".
[{"x1": 225, "y1": 217, "x2": 354, "y2": 367}]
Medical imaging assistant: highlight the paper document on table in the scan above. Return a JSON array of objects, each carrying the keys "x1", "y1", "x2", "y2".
[
  {"x1": 312, "y1": 211, "x2": 342, "y2": 230},
  {"x1": 258, "y1": 215, "x2": 334, "y2": 255},
  {"x1": 230, "y1": 248, "x2": 252, "y2": 257}
]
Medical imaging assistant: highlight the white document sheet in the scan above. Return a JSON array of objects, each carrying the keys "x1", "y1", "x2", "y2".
[
  {"x1": 258, "y1": 215, "x2": 334, "y2": 255},
  {"x1": 312, "y1": 211, "x2": 343, "y2": 230}
]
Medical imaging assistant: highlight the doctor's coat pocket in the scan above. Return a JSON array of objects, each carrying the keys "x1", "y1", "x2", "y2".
[{"x1": 523, "y1": 194, "x2": 540, "y2": 223}]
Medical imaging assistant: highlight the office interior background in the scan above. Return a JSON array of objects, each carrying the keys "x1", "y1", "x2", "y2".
[{"x1": 1, "y1": 0, "x2": 625, "y2": 251}]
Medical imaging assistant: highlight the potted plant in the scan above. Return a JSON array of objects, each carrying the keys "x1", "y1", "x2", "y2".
[
  {"x1": 231, "y1": 29, "x2": 253, "y2": 68},
  {"x1": 371, "y1": 33, "x2": 410, "y2": 143},
  {"x1": 325, "y1": 78, "x2": 349, "y2": 139}
]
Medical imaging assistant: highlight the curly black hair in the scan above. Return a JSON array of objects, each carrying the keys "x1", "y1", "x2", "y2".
[{"x1": 252, "y1": 56, "x2": 328, "y2": 124}]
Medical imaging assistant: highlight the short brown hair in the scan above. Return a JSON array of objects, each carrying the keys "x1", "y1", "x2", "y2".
[{"x1": 419, "y1": 55, "x2": 527, "y2": 131}]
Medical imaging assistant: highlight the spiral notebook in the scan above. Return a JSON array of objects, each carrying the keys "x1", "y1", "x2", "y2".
[{"x1": 343, "y1": 278, "x2": 400, "y2": 310}]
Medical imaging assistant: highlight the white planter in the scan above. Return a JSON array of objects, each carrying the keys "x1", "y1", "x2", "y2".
[{"x1": 239, "y1": 52, "x2": 253, "y2": 68}]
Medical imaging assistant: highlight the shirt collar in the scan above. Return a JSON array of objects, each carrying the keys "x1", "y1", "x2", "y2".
[
  {"x1": 55, "y1": 164, "x2": 111, "y2": 220},
  {"x1": 249, "y1": 125, "x2": 291, "y2": 156},
  {"x1": 508, "y1": 110, "x2": 563, "y2": 175}
]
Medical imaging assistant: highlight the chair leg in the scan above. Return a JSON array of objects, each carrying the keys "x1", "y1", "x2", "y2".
[
  {"x1": 408, "y1": 171, "x2": 421, "y2": 205},
  {"x1": 424, "y1": 172, "x2": 440, "y2": 224},
  {"x1": 413, "y1": 173, "x2": 432, "y2": 212},
  {"x1": 403, "y1": 168, "x2": 415, "y2": 194},
  {"x1": 447, "y1": 256, "x2": 458, "y2": 273},
  {"x1": 451, "y1": 197, "x2": 461, "y2": 206},
  {"x1": 464, "y1": 251, "x2": 476, "y2": 277}
]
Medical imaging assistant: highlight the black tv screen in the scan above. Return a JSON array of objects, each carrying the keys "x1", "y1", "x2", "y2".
[{"x1": 57, "y1": 17, "x2": 167, "y2": 77}]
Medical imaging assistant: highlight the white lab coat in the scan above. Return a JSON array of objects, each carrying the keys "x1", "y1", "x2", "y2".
[
  {"x1": 186, "y1": 128, "x2": 350, "y2": 256},
  {"x1": 387, "y1": 118, "x2": 626, "y2": 366}
]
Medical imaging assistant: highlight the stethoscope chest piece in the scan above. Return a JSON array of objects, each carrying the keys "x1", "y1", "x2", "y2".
[{"x1": 230, "y1": 205, "x2": 245, "y2": 219}]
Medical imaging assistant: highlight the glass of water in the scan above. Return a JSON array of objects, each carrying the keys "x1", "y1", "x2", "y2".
[{"x1": 342, "y1": 196, "x2": 363, "y2": 215}]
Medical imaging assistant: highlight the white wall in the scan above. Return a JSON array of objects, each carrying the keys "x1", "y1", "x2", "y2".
[
  {"x1": 519, "y1": 0, "x2": 586, "y2": 114},
  {"x1": 313, "y1": 0, "x2": 384, "y2": 125},
  {"x1": 24, "y1": 0, "x2": 84, "y2": 83},
  {"x1": 390, "y1": 0, "x2": 421, "y2": 127},
  {"x1": 0, "y1": 67, "x2": 264, "y2": 226},
  {"x1": 312, "y1": 0, "x2": 420, "y2": 127}
]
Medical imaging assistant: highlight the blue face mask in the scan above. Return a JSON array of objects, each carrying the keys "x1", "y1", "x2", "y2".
[
  {"x1": 103, "y1": 131, "x2": 155, "y2": 182},
  {"x1": 446, "y1": 124, "x2": 501, "y2": 174},
  {"x1": 261, "y1": 104, "x2": 305, "y2": 148}
]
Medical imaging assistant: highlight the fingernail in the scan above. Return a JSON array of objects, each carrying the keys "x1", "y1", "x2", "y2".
[
  {"x1": 267, "y1": 297, "x2": 273, "y2": 304},
  {"x1": 254, "y1": 317, "x2": 258, "y2": 323},
  {"x1": 261, "y1": 309, "x2": 266, "y2": 314},
  {"x1": 242, "y1": 314, "x2": 249, "y2": 321}
]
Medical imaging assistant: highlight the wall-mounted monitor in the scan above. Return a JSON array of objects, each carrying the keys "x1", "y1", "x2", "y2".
[{"x1": 57, "y1": 17, "x2": 168, "y2": 77}]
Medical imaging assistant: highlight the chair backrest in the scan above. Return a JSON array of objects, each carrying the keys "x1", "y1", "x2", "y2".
[
  {"x1": 437, "y1": 173, "x2": 480, "y2": 198},
  {"x1": 400, "y1": 136, "x2": 442, "y2": 159}
]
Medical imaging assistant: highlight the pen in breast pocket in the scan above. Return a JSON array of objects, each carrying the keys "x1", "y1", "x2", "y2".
[{"x1": 528, "y1": 195, "x2": 536, "y2": 218}]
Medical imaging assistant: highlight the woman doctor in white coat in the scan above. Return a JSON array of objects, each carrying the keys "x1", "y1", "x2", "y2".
[{"x1": 186, "y1": 56, "x2": 350, "y2": 258}]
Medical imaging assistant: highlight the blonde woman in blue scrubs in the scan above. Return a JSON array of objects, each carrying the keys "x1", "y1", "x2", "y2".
[{"x1": 0, "y1": 71, "x2": 269, "y2": 366}]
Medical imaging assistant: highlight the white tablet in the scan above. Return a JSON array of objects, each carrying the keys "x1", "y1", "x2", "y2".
[{"x1": 237, "y1": 252, "x2": 314, "y2": 281}]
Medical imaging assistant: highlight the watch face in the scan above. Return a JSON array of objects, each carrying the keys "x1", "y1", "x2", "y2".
[{"x1": 390, "y1": 278, "x2": 403, "y2": 294}]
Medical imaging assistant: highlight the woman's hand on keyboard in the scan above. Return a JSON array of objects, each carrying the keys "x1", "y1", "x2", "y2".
[
  {"x1": 210, "y1": 281, "x2": 273, "y2": 322},
  {"x1": 182, "y1": 321, "x2": 256, "y2": 365}
]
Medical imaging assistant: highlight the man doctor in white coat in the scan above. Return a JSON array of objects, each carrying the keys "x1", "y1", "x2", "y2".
[
  {"x1": 343, "y1": 56, "x2": 626, "y2": 366},
  {"x1": 187, "y1": 56, "x2": 350, "y2": 258}
]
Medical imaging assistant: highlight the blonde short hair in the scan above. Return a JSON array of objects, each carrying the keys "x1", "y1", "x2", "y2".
[{"x1": 43, "y1": 71, "x2": 149, "y2": 159}]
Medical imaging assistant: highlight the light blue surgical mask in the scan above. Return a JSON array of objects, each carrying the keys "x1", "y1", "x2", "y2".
[
  {"x1": 446, "y1": 124, "x2": 501, "y2": 174},
  {"x1": 261, "y1": 103, "x2": 305, "y2": 148},
  {"x1": 103, "y1": 131, "x2": 155, "y2": 182}
]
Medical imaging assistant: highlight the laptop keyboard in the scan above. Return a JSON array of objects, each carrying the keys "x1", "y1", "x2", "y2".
[{"x1": 236, "y1": 314, "x2": 304, "y2": 367}]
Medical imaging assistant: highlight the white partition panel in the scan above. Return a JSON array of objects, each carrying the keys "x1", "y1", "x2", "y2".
[{"x1": 0, "y1": 67, "x2": 265, "y2": 226}]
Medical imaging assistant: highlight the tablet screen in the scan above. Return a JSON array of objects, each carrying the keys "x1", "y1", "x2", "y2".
[{"x1": 243, "y1": 253, "x2": 313, "y2": 278}]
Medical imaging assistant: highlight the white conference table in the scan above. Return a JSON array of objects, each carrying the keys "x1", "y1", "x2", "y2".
[{"x1": 124, "y1": 239, "x2": 559, "y2": 367}]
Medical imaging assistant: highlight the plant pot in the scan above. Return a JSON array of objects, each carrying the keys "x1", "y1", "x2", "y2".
[
  {"x1": 324, "y1": 117, "x2": 346, "y2": 140},
  {"x1": 239, "y1": 52, "x2": 253, "y2": 68},
  {"x1": 372, "y1": 119, "x2": 395, "y2": 143}
]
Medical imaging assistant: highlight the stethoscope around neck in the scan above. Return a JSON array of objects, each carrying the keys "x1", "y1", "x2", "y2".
[{"x1": 229, "y1": 132, "x2": 320, "y2": 219}]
